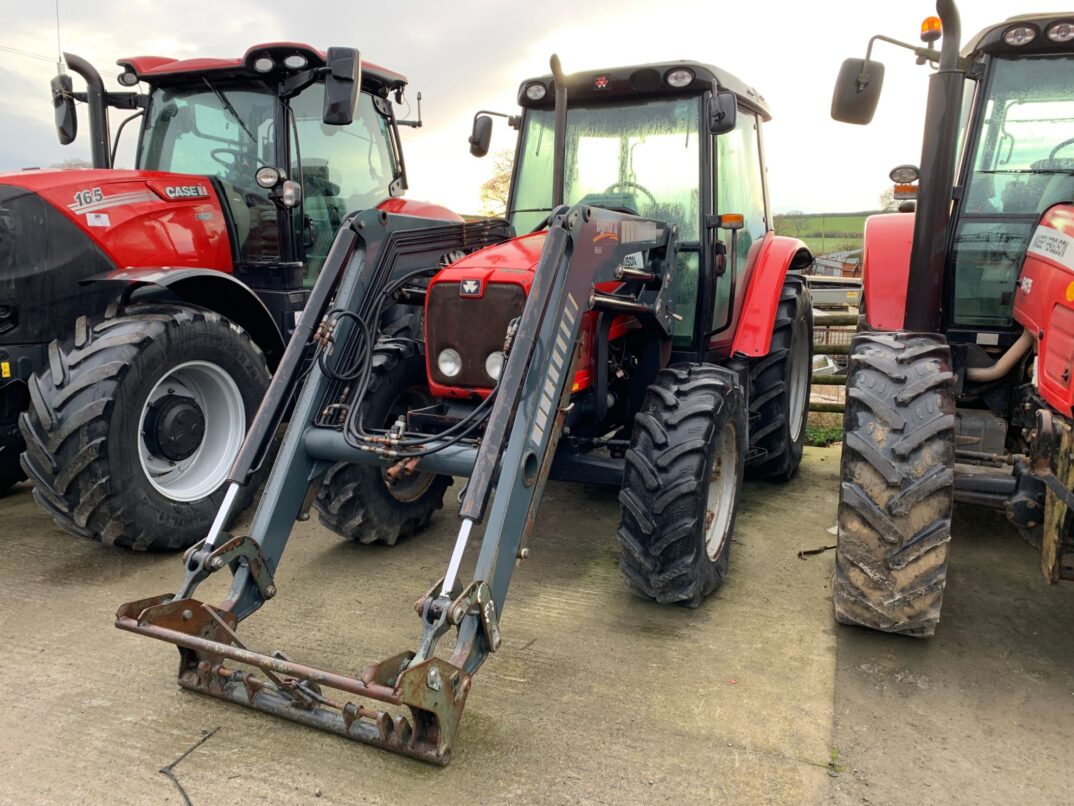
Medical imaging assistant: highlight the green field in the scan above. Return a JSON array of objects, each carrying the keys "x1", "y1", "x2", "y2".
[{"x1": 773, "y1": 211, "x2": 879, "y2": 256}]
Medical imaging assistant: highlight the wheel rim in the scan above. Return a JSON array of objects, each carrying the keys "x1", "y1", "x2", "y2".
[
  {"x1": 380, "y1": 387, "x2": 437, "y2": 503},
  {"x1": 137, "y1": 361, "x2": 245, "y2": 502},
  {"x1": 704, "y1": 422, "x2": 739, "y2": 560},
  {"x1": 787, "y1": 316, "x2": 810, "y2": 443}
]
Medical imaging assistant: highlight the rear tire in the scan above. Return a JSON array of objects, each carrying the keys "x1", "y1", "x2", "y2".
[
  {"x1": 616, "y1": 364, "x2": 747, "y2": 607},
  {"x1": 314, "y1": 340, "x2": 451, "y2": 545},
  {"x1": 834, "y1": 332, "x2": 956, "y2": 636},
  {"x1": 745, "y1": 274, "x2": 812, "y2": 481},
  {"x1": 19, "y1": 305, "x2": 270, "y2": 550}
]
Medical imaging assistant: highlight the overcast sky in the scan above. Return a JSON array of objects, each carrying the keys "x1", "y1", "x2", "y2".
[{"x1": 0, "y1": 0, "x2": 1022, "y2": 214}]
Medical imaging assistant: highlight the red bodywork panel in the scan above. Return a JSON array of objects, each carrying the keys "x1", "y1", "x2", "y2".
[
  {"x1": 860, "y1": 212, "x2": 914, "y2": 331},
  {"x1": 729, "y1": 233, "x2": 813, "y2": 357},
  {"x1": 1014, "y1": 205, "x2": 1074, "y2": 416},
  {"x1": 424, "y1": 232, "x2": 632, "y2": 399},
  {"x1": 376, "y1": 198, "x2": 463, "y2": 222},
  {"x1": 3, "y1": 168, "x2": 231, "y2": 271}
]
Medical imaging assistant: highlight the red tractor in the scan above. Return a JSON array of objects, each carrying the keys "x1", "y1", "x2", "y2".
[
  {"x1": 832, "y1": 3, "x2": 1074, "y2": 635},
  {"x1": 1, "y1": 44, "x2": 454, "y2": 549}
]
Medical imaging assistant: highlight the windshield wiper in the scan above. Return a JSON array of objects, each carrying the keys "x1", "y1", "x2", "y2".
[
  {"x1": 979, "y1": 168, "x2": 1074, "y2": 175},
  {"x1": 202, "y1": 78, "x2": 256, "y2": 143}
]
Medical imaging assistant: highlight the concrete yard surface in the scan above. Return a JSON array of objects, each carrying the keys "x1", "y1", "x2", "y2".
[{"x1": 1, "y1": 445, "x2": 1072, "y2": 804}]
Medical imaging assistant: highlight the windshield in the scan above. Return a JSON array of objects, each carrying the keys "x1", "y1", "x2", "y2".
[
  {"x1": 510, "y1": 97, "x2": 701, "y2": 238},
  {"x1": 953, "y1": 56, "x2": 1074, "y2": 326}
]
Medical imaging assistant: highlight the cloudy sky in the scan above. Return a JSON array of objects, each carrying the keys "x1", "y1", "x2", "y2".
[{"x1": 1, "y1": 0, "x2": 1021, "y2": 214}]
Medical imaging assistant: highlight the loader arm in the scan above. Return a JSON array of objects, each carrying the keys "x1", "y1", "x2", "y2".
[{"x1": 115, "y1": 203, "x2": 677, "y2": 765}]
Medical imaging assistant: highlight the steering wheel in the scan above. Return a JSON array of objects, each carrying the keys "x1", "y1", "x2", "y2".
[
  {"x1": 604, "y1": 181, "x2": 657, "y2": 207},
  {"x1": 1049, "y1": 137, "x2": 1074, "y2": 160},
  {"x1": 210, "y1": 148, "x2": 268, "y2": 172}
]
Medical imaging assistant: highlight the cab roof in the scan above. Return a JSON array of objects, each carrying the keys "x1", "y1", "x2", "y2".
[
  {"x1": 963, "y1": 13, "x2": 1074, "y2": 58},
  {"x1": 116, "y1": 42, "x2": 407, "y2": 93},
  {"x1": 517, "y1": 60, "x2": 770, "y2": 121}
]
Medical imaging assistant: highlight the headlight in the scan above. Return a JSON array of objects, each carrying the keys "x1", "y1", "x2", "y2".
[
  {"x1": 665, "y1": 68, "x2": 694, "y2": 88},
  {"x1": 1048, "y1": 22, "x2": 1074, "y2": 43},
  {"x1": 284, "y1": 54, "x2": 308, "y2": 70},
  {"x1": 437, "y1": 348, "x2": 462, "y2": 377},
  {"x1": 524, "y1": 82, "x2": 547, "y2": 101},
  {"x1": 253, "y1": 56, "x2": 275, "y2": 73},
  {"x1": 485, "y1": 351, "x2": 505, "y2": 381},
  {"x1": 889, "y1": 164, "x2": 920, "y2": 184},
  {"x1": 1003, "y1": 25, "x2": 1038, "y2": 46}
]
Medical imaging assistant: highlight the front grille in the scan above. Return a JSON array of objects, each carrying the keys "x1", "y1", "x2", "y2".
[{"x1": 426, "y1": 281, "x2": 525, "y2": 389}]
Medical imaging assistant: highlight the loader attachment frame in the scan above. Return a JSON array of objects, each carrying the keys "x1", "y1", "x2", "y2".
[{"x1": 116, "y1": 204, "x2": 678, "y2": 765}]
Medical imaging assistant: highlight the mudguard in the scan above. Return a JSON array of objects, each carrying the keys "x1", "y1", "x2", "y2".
[
  {"x1": 87, "y1": 268, "x2": 285, "y2": 368},
  {"x1": 730, "y1": 233, "x2": 812, "y2": 357},
  {"x1": 860, "y1": 213, "x2": 914, "y2": 331},
  {"x1": 377, "y1": 197, "x2": 464, "y2": 222}
]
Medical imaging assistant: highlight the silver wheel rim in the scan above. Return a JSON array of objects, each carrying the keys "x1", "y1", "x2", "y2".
[
  {"x1": 704, "y1": 422, "x2": 739, "y2": 560},
  {"x1": 137, "y1": 360, "x2": 245, "y2": 502},
  {"x1": 787, "y1": 316, "x2": 810, "y2": 443}
]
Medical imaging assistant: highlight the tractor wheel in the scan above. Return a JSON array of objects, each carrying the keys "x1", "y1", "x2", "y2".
[
  {"x1": 19, "y1": 304, "x2": 270, "y2": 550},
  {"x1": 314, "y1": 340, "x2": 451, "y2": 545},
  {"x1": 745, "y1": 274, "x2": 813, "y2": 481},
  {"x1": 0, "y1": 418, "x2": 26, "y2": 495},
  {"x1": 616, "y1": 364, "x2": 747, "y2": 607},
  {"x1": 834, "y1": 332, "x2": 956, "y2": 637}
]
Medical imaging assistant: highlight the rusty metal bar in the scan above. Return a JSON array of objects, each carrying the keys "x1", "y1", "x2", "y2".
[
  {"x1": 814, "y1": 343, "x2": 851, "y2": 355},
  {"x1": 810, "y1": 375, "x2": 847, "y2": 386},
  {"x1": 813, "y1": 313, "x2": 859, "y2": 326},
  {"x1": 809, "y1": 401, "x2": 846, "y2": 413}
]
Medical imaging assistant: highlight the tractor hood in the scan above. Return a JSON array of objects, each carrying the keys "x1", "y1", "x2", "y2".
[
  {"x1": 0, "y1": 169, "x2": 230, "y2": 344},
  {"x1": 440, "y1": 230, "x2": 548, "y2": 275}
]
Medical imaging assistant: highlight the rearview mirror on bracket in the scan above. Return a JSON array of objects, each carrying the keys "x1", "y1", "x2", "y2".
[
  {"x1": 51, "y1": 74, "x2": 77, "y2": 145},
  {"x1": 469, "y1": 114, "x2": 493, "y2": 157},
  {"x1": 709, "y1": 90, "x2": 737, "y2": 135},
  {"x1": 322, "y1": 47, "x2": 361, "y2": 126},
  {"x1": 831, "y1": 58, "x2": 885, "y2": 125}
]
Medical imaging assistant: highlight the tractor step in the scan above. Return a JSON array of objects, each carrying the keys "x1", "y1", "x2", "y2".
[{"x1": 115, "y1": 595, "x2": 470, "y2": 765}]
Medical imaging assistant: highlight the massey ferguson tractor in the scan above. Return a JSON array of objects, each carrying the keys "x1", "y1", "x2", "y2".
[
  {"x1": 2, "y1": 43, "x2": 455, "y2": 549},
  {"x1": 831, "y1": 2, "x2": 1074, "y2": 636},
  {"x1": 115, "y1": 55, "x2": 812, "y2": 764}
]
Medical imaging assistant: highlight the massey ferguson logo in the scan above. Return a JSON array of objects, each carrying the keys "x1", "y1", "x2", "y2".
[
  {"x1": 460, "y1": 279, "x2": 482, "y2": 297},
  {"x1": 164, "y1": 185, "x2": 209, "y2": 199}
]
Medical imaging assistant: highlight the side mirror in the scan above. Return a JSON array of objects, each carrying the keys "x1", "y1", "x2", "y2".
[
  {"x1": 51, "y1": 74, "x2": 77, "y2": 145},
  {"x1": 831, "y1": 58, "x2": 885, "y2": 125},
  {"x1": 322, "y1": 47, "x2": 361, "y2": 126},
  {"x1": 469, "y1": 114, "x2": 493, "y2": 157},
  {"x1": 709, "y1": 90, "x2": 737, "y2": 135}
]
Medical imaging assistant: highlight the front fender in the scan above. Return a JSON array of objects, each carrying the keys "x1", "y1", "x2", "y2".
[
  {"x1": 730, "y1": 234, "x2": 813, "y2": 357},
  {"x1": 86, "y1": 268, "x2": 285, "y2": 369},
  {"x1": 861, "y1": 213, "x2": 914, "y2": 331}
]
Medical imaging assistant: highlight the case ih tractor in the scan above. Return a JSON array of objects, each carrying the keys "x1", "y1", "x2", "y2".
[
  {"x1": 115, "y1": 55, "x2": 812, "y2": 764},
  {"x1": 831, "y1": 2, "x2": 1074, "y2": 635},
  {"x1": 1, "y1": 44, "x2": 454, "y2": 549}
]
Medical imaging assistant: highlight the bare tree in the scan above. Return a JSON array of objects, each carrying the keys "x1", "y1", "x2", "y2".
[
  {"x1": 781, "y1": 210, "x2": 809, "y2": 238},
  {"x1": 879, "y1": 187, "x2": 898, "y2": 211},
  {"x1": 479, "y1": 150, "x2": 513, "y2": 216}
]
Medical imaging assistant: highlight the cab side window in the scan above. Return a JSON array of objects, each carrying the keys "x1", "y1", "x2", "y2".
[{"x1": 712, "y1": 109, "x2": 767, "y2": 331}]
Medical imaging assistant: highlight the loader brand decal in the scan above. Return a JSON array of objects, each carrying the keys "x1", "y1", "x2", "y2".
[
  {"x1": 593, "y1": 220, "x2": 620, "y2": 244},
  {"x1": 460, "y1": 279, "x2": 482, "y2": 297},
  {"x1": 530, "y1": 292, "x2": 579, "y2": 449},
  {"x1": 164, "y1": 184, "x2": 209, "y2": 199},
  {"x1": 621, "y1": 220, "x2": 660, "y2": 245},
  {"x1": 1028, "y1": 224, "x2": 1074, "y2": 272},
  {"x1": 69, "y1": 187, "x2": 157, "y2": 215},
  {"x1": 621, "y1": 251, "x2": 644, "y2": 269}
]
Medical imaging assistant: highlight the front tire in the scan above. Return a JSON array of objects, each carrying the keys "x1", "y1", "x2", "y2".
[
  {"x1": 616, "y1": 364, "x2": 747, "y2": 607},
  {"x1": 314, "y1": 340, "x2": 451, "y2": 545},
  {"x1": 745, "y1": 274, "x2": 813, "y2": 481},
  {"x1": 19, "y1": 305, "x2": 270, "y2": 550},
  {"x1": 834, "y1": 332, "x2": 955, "y2": 636}
]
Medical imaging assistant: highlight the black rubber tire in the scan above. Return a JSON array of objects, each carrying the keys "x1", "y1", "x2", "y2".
[
  {"x1": 0, "y1": 420, "x2": 26, "y2": 495},
  {"x1": 834, "y1": 332, "x2": 956, "y2": 637},
  {"x1": 616, "y1": 364, "x2": 747, "y2": 607},
  {"x1": 18, "y1": 305, "x2": 270, "y2": 550},
  {"x1": 314, "y1": 340, "x2": 451, "y2": 545},
  {"x1": 745, "y1": 274, "x2": 813, "y2": 481}
]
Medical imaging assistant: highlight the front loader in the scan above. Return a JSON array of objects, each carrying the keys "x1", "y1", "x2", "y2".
[{"x1": 117, "y1": 55, "x2": 813, "y2": 764}]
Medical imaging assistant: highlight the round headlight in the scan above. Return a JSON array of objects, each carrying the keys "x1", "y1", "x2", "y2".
[
  {"x1": 283, "y1": 54, "x2": 308, "y2": 70},
  {"x1": 524, "y1": 82, "x2": 547, "y2": 101},
  {"x1": 889, "y1": 164, "x2": 920, "y2": 184},
  {"x1": 437, "y1": 348, "x2": 462, "y2": 378},
  {"x1": 253, "y1": 56, "x2": 275, "y2": 73},
  {"x1": 117, "y1": 69, "x2": 139, "y2": 87},
  {"x1": 1003, "y1": 25, "x2": 1038, "y2": 46},
  {"x1": 665, "y1": 68, "x2": 694, "y2": 88},
  {"x1": 1048, "y1": 22, "x2": 1074, "y2": 43},
  {"x1": 485, "y1": 351, "x2": 505, "y2": 381},
  {"x1": 255, "y1": 166, "x2": 282, "y2": 188}
]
